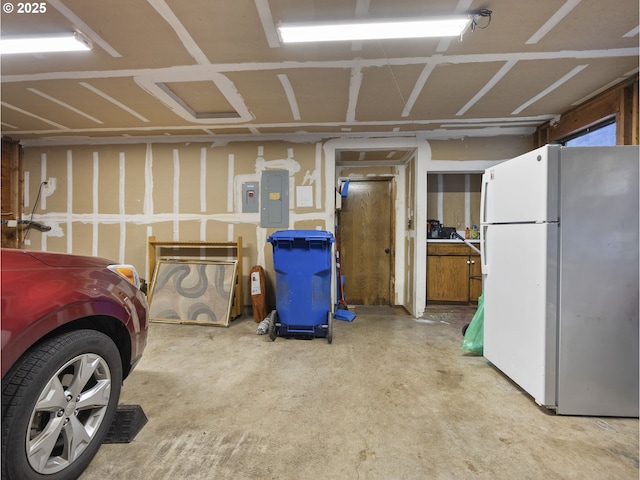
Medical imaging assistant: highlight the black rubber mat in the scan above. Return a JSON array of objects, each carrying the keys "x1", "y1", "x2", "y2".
[{"x1": 104, "y1": 404, "x2": 148, "y2": 444}]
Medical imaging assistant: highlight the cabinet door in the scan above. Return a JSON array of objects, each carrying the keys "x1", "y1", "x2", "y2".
[
  {"x1": 427, "y1": 255, "x2": 469, "y2": 302},
  {"x1": 469, "y1": 255, "x2": 483, "y2": 302}
]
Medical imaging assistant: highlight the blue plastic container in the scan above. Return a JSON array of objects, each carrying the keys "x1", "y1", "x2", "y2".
[{"x1": 267, "y1": 230, "x2": 334, "y2": 338}]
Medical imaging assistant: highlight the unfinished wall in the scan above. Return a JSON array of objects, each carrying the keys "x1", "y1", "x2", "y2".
[
  {"x1": 427, "y1": 173, "x2": 482, "y2": 234},
  {"x1": 429, "y1": 136, "x2": 532, "y2": 161},
  {"x1": 22, "y1": 140, "x2": 331, "y2": 306},
  {"x1": 20, "y1": 133, "x2": 533, "y2": 315}
]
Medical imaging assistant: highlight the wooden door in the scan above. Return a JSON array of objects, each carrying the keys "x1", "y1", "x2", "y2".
[{"x1": 338, "y1": 180, "x2": 393, "y2": 305}]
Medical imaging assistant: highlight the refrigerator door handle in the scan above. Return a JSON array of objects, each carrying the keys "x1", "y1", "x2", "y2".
[
  {"x1": 481, "y1": 225, "x2": 489, "y2": 274},
  {"x1": 480, "y1": 172, "x2": 489, "y2": 225},
  {"x1": 480, "y1": 173, "x2": 490, "y2": 275}
]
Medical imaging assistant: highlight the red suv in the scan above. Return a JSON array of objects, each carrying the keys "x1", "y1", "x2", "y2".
[{"x1": 1, "y1": 249, "x2": 149, "y2": 480}]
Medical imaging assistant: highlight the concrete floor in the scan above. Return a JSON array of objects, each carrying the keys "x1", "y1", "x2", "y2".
[{"x1": 81, "y1": 306, "x2": 638, "y2": 480}]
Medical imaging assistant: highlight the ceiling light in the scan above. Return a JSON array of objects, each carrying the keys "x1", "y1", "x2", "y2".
[
  {"x1": 0, "y1": 32, "x2": 92, "y2": 55},
  {"x1": 278, "y1": 16, "x2": 472, "y2": 43}
]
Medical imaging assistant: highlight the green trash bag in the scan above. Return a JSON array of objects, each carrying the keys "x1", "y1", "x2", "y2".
[{"x1": 461, "y1": 294, "x2": 484, "y2": 355}]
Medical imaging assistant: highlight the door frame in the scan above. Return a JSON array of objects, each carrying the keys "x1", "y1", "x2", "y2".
[
  {"x1": 337, "y1": 176, "x2": 395, "y2": 305},
  {"x1": 324, "y1": 138, "x2": 507, "y2": 317},
  {"x1": 325, "y1": 137, "x2": 429, "y2": 316}
]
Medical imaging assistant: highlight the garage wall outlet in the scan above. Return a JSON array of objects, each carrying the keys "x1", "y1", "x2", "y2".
[{"x1": 43, "y1": 178, "x2": 57, "y2": 196}]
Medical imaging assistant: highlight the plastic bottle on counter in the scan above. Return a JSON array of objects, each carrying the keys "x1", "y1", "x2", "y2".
[
  {"x1": 470, "y1": 225, "x2": 478, "y2": 239},
  {"x1": 465, "y1": 227, "x2": 470, "y2": 239}
]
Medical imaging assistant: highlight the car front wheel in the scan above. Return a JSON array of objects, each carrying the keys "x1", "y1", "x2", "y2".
[{"x1": 1, "y1": 330, "x2": 123, "y2": 480}]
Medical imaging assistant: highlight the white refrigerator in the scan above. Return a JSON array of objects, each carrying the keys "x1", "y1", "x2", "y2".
[{"x1": 480, "y1": 145, "x2": 639, "y2": 416}]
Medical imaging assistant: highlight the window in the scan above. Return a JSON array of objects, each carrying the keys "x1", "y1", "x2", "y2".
[{"x1": 564, "y1": 121, "x2": 616, "y2": 147}]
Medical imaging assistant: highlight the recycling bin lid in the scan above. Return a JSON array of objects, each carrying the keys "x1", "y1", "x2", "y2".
[{"x1": 267, "y1": 229, "x2": 334, "y2": 244}]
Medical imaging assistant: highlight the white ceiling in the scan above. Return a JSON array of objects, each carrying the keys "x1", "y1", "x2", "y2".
[{"x1": 1, "y1": 0, "x2": 638, "y2": 150}]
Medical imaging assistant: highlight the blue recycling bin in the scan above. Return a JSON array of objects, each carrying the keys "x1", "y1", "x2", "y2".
[{"x1": 267, "y1": 230, "x2": 334, "y2": 342}]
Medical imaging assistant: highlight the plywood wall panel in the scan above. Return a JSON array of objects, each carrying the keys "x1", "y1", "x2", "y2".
[
  {"x1": 71, "y1": 223, "x2": 94, "y2": 257},
  {"x1": 123, "y1": 146, "x2": 148, "y2": 215},
  {"x1": 426, "y1": 175, "x2": 439, "y2": 221},
  {"x1": 469, "y1": 175, "x2": 482, "y2": 228},
  {"x1": 442, "y1": 175, "x2": 465, "y2": 231},
  {"x1": 96, "y1": 224, "x2": 122, "y2": 262},
  {"x1": 178, "y1": 221, "x2": 203, "y2": 242},
  {"x1": 95, "y1": 150, "x2": 122, "y2": 215},
  {"x1": 151, "y1": 221, "x2": 178, "y2": 244},
  {"x1": 126, "y1": 223, "x2": 152, "y2": 270},
  {"x1": 44, "y1": 231, "x2": 66, "y2": 253},
  {"x1": 426, "y1": 173, "x2": 482, "y2": 233},
  {"x1": 150, "y1": 147, "x2": 176, "y2": 215},
  {"x1": 292, "y1": 220, "x2": 325, "y2": 231},
  {"x1": 429, "y1": 137, "x2": 531, "y2": 160}
]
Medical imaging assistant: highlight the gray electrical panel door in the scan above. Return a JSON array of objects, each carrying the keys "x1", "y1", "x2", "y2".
[{"x1": 261, "y1": 170, "x2": 289, "y2": 228}]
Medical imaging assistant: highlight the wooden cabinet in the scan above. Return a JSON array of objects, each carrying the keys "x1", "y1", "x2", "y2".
[
  {"x1": 469, "y1": 255, "x2": 482, "y2": 301},
  {"x1": 427, "y1": 242, "x2": 481, "y2": 304}
]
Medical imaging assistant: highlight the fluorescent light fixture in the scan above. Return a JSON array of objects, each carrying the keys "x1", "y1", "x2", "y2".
[
  {"x1": 278, "y1": 16, "x2": 471, "y2": 43},
  {"x1": 0, "y1": 32, "x2": 92, "y2": 55}
]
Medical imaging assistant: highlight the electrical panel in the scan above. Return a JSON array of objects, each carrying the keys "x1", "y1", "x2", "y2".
[
  {"x1": 242, "y1": 182, "x2": 259, "y2": 213},
  {"x1": 261, "y1": 170, "x2": 289, "y2": 228}
]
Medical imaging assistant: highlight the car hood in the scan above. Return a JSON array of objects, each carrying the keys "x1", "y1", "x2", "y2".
[{"x1": 2, "y1": 249, "x2": 113, "y2": 270}]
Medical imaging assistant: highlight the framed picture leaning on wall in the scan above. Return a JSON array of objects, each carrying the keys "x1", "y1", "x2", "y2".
[{"x1": 148, "y1": 259, "x2": 238, "y2": 327}]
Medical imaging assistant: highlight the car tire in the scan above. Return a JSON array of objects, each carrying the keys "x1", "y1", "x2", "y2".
[{"x1": 1, "y1": 330, "x2": 123, "y2": 480}]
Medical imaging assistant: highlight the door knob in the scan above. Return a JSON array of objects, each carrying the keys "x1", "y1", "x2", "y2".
[{"x1": 384, "y1": 248, "x2": 390, "y2": 254}]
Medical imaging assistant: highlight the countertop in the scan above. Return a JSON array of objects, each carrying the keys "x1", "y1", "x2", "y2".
[{"x1": 427, "y1": 239, "x2": 481, "y2": 243}]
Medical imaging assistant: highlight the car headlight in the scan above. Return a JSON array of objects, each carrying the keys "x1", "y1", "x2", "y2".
[{"x1": 108, "y1": 264, "x2": 141, "y2": 289}]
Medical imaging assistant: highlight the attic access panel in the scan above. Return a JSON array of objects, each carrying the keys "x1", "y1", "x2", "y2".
[{"x1": 157, "y1": 81, "x2": 241, "y2": 119}]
